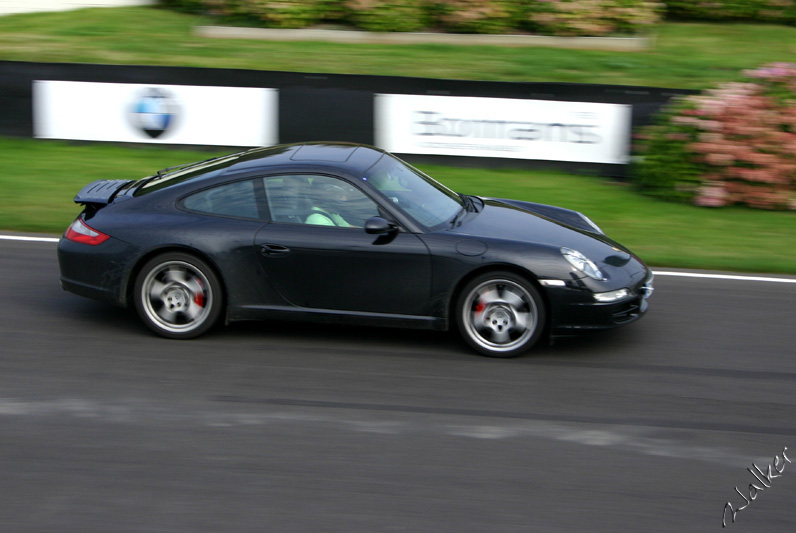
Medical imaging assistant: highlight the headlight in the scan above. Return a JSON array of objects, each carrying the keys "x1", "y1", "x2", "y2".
[
  {"x1": 593, "y1": 288, "x2": 630, "y2": 303},
  {"x1": 561, "y1": 247, "x2": 605, "y2": 281}
]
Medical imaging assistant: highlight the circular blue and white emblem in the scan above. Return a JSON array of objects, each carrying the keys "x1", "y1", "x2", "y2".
[{"x1": 129, "y1": 88, "x2": 179, "y2": 139}]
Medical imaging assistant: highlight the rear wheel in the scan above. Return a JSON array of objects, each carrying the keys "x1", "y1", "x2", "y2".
[
  {"x1": 134, "y1": 252, "x2": 222, "y2": 339},
  {"x1": 456, "y1": 272, "x2": 545, "y2": 357}
]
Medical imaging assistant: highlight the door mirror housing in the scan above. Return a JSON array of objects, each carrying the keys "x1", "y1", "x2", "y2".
[{"x1": 365, "y1": 216, "x2": 398, "y2": 235}]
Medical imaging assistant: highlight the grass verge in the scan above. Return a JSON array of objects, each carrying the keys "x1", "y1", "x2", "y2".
[
  {"x1": 0, "y1": 7, "x2": 796, "y2": 89},
  {"x1": 2, "y1": 137, "x2": 794, "y2": 274}
]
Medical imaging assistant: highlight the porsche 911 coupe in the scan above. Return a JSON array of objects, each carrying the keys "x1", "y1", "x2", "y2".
[{"x1": 58, "y1": 142, "x2": 653, "y2": 357}]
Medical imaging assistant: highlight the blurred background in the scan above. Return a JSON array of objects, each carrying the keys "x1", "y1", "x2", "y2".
[
  {"x1": 1, "y1": 0, "x2": 794, "y2": 272},
  {"x1": 1, "y1": 2, "x2": 796, "y2": 532}
]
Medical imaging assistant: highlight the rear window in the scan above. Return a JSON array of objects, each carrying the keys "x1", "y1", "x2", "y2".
[
  {"x1": 180, "y1": 180, "x2": 262, "y2": 220},
  {"x1": 134, "y1": 154, "x2": 240, "y2": 197}
]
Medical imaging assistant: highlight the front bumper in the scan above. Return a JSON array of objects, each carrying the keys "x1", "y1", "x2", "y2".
[{"x1": 545, "y1": 272, "x2": 653, "y2": 333}]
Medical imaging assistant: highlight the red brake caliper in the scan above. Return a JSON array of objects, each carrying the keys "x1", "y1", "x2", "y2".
[
  {"x1": 474, "y1": 299, "x2": 485, "y2": 315},
  {"x1": 193, "y1": 278, "x2": 205, "y2": 307}
]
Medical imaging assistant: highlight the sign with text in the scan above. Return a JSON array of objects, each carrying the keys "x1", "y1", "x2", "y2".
[
  {"x1": 375, "y1": 94, "x2": 631, "y2": 164},
  {"x1": 34, "y1": 81, "x2": 278, "y2": 146}
]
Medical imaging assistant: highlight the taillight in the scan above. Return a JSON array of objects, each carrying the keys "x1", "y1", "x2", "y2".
[{"x1": 64, "y1": 217, "x2": 110, "y2": 245}]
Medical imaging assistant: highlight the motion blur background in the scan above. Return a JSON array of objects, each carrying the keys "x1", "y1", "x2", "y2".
[{"x1": 1, "y1": 2, "x2": 795, "y2": 532}]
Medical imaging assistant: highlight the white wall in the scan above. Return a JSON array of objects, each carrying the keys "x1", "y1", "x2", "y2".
[{"x1": 0, "y1": 0, "x2": 154, "y2": 16}]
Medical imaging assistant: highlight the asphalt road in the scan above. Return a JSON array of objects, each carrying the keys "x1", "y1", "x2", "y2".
[{"x1": 2, "y1": 237, "x2": 795, "y2": 532}]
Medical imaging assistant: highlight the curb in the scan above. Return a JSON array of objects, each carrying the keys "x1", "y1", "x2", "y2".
[{"x1": 194, "y1": 26, "x2": 654, "y2": 52}]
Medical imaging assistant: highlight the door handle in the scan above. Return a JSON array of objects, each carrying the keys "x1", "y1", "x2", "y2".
[{"x1": 259, "y1": 244, "x2": 290, "y2": 256}]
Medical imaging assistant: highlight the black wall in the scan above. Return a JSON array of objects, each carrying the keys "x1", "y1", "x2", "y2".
[{"x1": 0, "y1": 60, "x2": 694, "y2": 174}]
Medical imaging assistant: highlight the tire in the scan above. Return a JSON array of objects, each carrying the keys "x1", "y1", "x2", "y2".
[
  {"x1": 456, "y1": 271, "x2": 545, "y2": 358},
  {"x1": 134, "y1": 252, "x2": 222, "y2": 339}
]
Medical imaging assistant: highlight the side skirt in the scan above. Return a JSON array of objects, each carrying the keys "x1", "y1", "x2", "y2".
[{"x1": 229, "y1": 305, "x2": 448, "y2": 331}]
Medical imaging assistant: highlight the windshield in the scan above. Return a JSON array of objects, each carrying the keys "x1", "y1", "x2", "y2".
[{"x1": 364, "y1": 155, "x2": 463, "y2": 230}]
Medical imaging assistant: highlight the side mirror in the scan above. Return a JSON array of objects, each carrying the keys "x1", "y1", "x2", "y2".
[{"x1": 365, "y1": 216, "x2": 398, "y2": 235}]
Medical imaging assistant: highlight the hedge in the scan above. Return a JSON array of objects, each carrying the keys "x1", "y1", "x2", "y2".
[
  {"x1": 161, "y1": 1, "x2": 796, "y2": 33},
  {"x1": 665, "y1": 0, "x2": 796, "y2": 25},
  {"x1": 160, "y1": 0, "x2": 665, "y2": 36},
  {"x1": 525, "y1": 0, "x2": 664, "y2": 37},
  {"x1": 632, "y1": 63, "x2": 796, "y2": 210},
  {"x1": 343, "y1": 0, "x2": 430, "y2": 33}
]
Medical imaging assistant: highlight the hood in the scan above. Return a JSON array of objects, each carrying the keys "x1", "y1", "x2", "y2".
[
  {"x1": 490, "y1": 198, "x2": 603, "y2": 234},
  {"x1": 449, "y1": 199, "x2": 639, "y2": 269}
]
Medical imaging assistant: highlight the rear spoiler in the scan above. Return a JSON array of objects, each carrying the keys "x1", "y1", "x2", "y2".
[{"x1": 73, "y1": 179, "x2": 133, "y2": 205}]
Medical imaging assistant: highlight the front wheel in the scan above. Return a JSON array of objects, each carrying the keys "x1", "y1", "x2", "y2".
[
  {"x1": 134, "y1": 252, "x2": 222, "y2": 339},
  {"x1": 456, "y1": 272, "x2": 546, "y2": 358}
]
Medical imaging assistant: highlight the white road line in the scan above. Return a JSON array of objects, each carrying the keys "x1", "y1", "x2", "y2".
[
  {"x1": 2, "y1": 234, "x2": 795, "y2": 284},
  {"x1": 0, "y1": 235, "x2": 60, "y2": 243},
  {"x1": 652, "y1": 271, "x2": 796, "y2": 284}
]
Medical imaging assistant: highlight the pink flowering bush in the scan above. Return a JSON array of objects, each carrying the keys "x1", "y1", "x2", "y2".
[
  {"x1": 633, "y1": 63, "x2": 796, "y2": 210},
  {"x1": 160, "y1": 0, "x2": 663, "y2": 35},
  {"x1": 430, "y1": 0, "x2": 520, "y2": 34},
  {"x1": 524, "y1": 0, "x2": 664, "y2": 37}
]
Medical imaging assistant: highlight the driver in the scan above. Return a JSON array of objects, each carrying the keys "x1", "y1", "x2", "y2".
[{"x1": 305, "y1": 180, "x2": 355, "y2": 227}]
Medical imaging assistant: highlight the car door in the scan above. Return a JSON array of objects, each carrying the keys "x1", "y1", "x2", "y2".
[{"x1": 254, "y1": 174, "x2": 432, "y2": 316}]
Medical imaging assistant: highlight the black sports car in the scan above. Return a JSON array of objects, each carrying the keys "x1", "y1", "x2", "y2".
[{"x1": 58, "y1": 142, "x2": 653, "y2": 357}]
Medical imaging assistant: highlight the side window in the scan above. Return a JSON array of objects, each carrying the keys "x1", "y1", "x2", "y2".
[
  {"x1": 181, "y1": 179, "x2": 261, "y2": 219},
  {"x1": 264, "y1": 175, "x2": 379, "y2": 227},
  {"x1": 263, "y1": 175, "x2": 313, "y2": 224}
]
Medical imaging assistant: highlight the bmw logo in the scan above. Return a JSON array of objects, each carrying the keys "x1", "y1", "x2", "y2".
[{"x1": 129, "y1": 88, "x2": 179, "y2": 139}]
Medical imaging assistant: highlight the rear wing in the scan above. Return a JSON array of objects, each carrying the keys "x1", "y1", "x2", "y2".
[{"x1": 73, "y1": 179, "x2": 133, "y2": 205}]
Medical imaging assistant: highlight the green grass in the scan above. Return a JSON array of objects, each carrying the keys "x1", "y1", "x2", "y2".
[
  {"x1": 2, "y1": 137, "x2": 794, "y2": 274},
  {"x1": 0, "y1": 137, "x2": 225, "y2": 233},
  {"x1": 1, "y1": 7, "x2": 796, "y2": 89},
  {"x1": 1, "y1": 7, "x2": 795, "y2": 273}
]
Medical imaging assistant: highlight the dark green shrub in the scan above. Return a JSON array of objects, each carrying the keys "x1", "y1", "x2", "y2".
[
  {"x1": 158, "y1": 0, "x2": 214, "y2": 14},
  {"x1": 664, "y1": 0, "x2": 796, "y2": 24},
  {"x1": 227, "y1": 0, "x2": 328, "y2": 28},
  {"x1": 343, "y1": 0, "x2": 430, "y2": 32},
  {"x1": 632, "y1": 97, "x2": 707, "y2": 204},
  {"x1": 158, "y1": 0, "x2": 336, "y2": 28}
]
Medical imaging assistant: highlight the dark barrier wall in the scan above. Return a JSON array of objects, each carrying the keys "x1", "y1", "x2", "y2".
[{"x1": 0, "y1": 60, "x2": 694, "y2": 174}]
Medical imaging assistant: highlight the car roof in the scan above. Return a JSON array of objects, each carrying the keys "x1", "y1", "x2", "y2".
[
  {"x1": 227, "y1": 142, "x2": 387, "y2": 176},
  {"x1": 132, "y1": 143, "x2": 388, "y2": 198}
]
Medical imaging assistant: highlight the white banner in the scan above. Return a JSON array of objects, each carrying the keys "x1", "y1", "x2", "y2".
[
  {"x1": 33, "y1": 81, "x2": 278, "y2": 146},
  {"x1": 375, "y1": 94, "x2": 631, "y2": 164}
]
